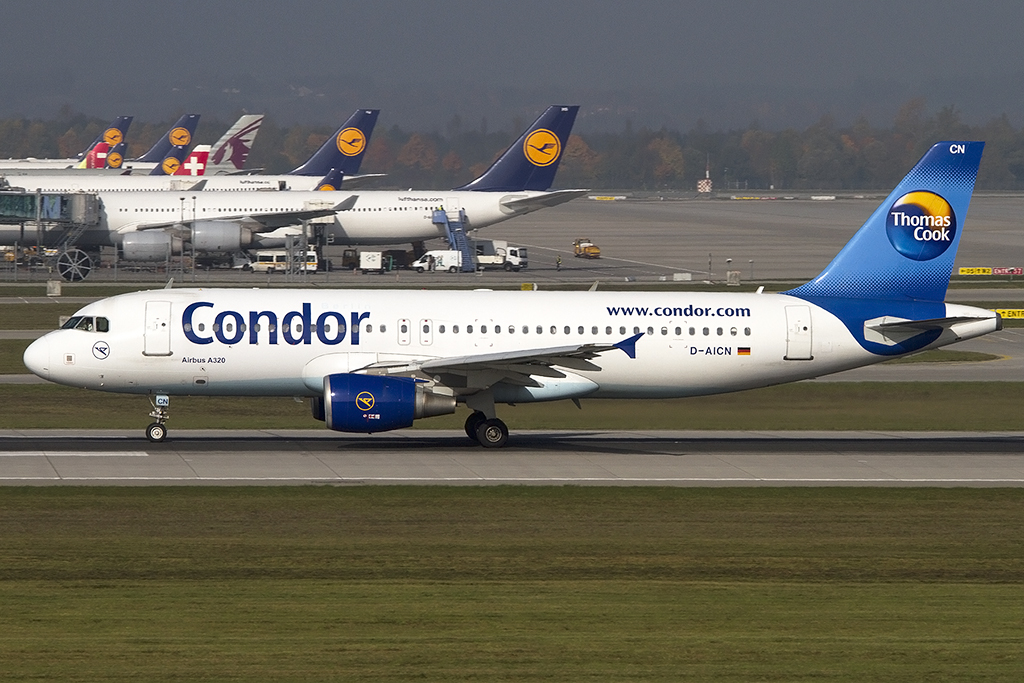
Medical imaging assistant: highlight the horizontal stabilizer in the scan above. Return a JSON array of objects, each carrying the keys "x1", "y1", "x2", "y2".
[
  {"x1": 864, "y1": 313, "x2": 1001, "y2": 345},
  {"x1": 499, "y1": 189, "x2": 588, "y2": 213}
]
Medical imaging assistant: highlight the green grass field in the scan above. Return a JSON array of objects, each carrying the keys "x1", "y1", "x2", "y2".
[
  {"x1": 0, "y1": 487, "x2": 1021, "y2": 682},
  {"x1": 3, "y1": 382, "x2": 1024, "y2": 431}
]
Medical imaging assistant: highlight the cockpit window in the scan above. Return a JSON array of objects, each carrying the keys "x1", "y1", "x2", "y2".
[{"x1": 61, "y1": 316, "x2": 108, "y2": 332}]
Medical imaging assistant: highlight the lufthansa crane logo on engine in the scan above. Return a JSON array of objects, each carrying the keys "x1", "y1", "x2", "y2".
[
  {"x1": 337, "y1": 128, "x2": 366, "y2": 156},
  {"x1": 524, "y1": 129, "x2": 561, "y2": 166},
  {"x1": 355, "y1": 391, "x2": 375, "y2": 411},
  {"x1": 103, "y1": 128, "x2": 123, "y2": 146}
]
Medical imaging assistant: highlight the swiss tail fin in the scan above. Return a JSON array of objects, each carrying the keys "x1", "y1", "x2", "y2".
[
  {"x1": 454, "y1": 105, "x2": 579, "y2": 192},
  {"x1": 288, "y1": 109, "x2": 380, "y2": 176},
  {"x1": 173, "y1": 145, "x2": 210, "y2": 176},
  {"x1": 77, "y1": 115, "x2": 133, "y2": 160},
  {"x1": 134, "y1": 114, "x2": 200, "y2": 163},
  {"x1": 784, "y1": 141, "x2": 984, "y2": 302},
  {"x1": 314, "y1": 168, "x2": 345, "y2": 191},
  {"x1": 149, "y1": 145, "x2": 190, "y2": 176},
  {"x1": 207, "y1": 114, "x2": 263, "y2": 173}
]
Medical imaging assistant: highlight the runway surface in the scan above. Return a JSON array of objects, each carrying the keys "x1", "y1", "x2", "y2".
[{"x1": 2, "y1": 429, "x2": 1024, "y2": 487}]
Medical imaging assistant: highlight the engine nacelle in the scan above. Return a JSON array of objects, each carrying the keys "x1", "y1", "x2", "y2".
[
  {"x1": 323, "y1": 374, "x2": 455, "y2": 433},
  {"x1": 192, "y1": 220, "x2": 250, "y2": 252},
  {"x1": 121, "y1": 232, "x2": 183, "y2": 261}
]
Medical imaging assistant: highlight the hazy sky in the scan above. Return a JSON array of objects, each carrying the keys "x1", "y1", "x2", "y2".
[{"x1": 2, "y1": 0, "x2": 1023, "y2": 131}]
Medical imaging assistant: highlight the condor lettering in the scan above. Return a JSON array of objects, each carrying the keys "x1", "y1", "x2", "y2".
[{"x1": 182, "y1": 301, "x2": 370, "y2": 346}]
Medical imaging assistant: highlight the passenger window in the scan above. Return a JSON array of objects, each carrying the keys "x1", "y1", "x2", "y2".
[
  {"x1": 400, "y1": 323, "x2": 408, "y2": 333},
  {"x1": 550, "y1": 326, "x2": 556, "y2": 334},
  {"x1": 675, "y1": 327, "x2": 681, "y2": 336},
  {"x1": 537, "y1": 326, "x2": 543, "y2": 334},
  {"x1": 468, "y1": 325, "x2": 474, "y2": 333},
  {"x1": 703, "y1": 327, "x2": 709, "y2": 336},
  {"x1": 453, "y1": 325, "x2": 459, "y2": 334},
  {"x1": 730, "y1": 327, "x2": 738, "y2": 336},
  {"x1": 380, "y1": 324, "x2": 386, "y2": 333},
  {"x1": 591, "y1": 326, "x2": 598, "y2": 335},
  {"x1": 578, "y1": 326, "x2": 584, "y2": 334},
  {"x1": 421, "y1": 324, "x2": 428, "y2": 333},
  {"x1": 661, "y1": 327, "x2": 667, "y2": 335},
  {"x1": 717, "y1": 327, "x2": 723, "y2": 336},
  {"x1": 508, "y1": 326, "x2": 515, "y2": 334},
  {"x1": 619, "y1": 326, "x2": 626, "y2": 335},
  {"x1": 439, "y1": 325, "x2": 445, "y2": 333},
  {"x1": 564, "y1": 326, "x2": 570, "y2": 334},
  {"x1": 633, "y1": 326, "x2": 640, "y2": 335},
  {"x1": 605, "y1": 326, "x2": 612, "y2": 335},
  {"x1": 647, "y1": 327, "x2": 654, "y2": 336},
  {"x1": 744, "y1": 327, "x2": 751, "y2": 336}
]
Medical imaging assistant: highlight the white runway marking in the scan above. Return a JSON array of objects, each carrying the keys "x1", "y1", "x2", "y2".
[{"x1": 0, "y1": 451, "x2": 150, "y2": 457}]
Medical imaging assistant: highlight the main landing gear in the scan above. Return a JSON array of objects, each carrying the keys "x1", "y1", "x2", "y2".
[
  {"x1": 464, "y1": 410, "x2": 509, "y2": 448},
  {"x1": 146, "y1": 394, "x2": 170, "y2": 442}
]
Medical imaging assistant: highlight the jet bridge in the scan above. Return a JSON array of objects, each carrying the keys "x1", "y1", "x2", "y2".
[{"x1": 0, "y1": 190, "x2": 102, "y2": 281}]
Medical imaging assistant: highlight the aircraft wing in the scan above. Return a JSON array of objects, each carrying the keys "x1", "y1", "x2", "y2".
[
  {"x1": 363, "y1": 333, "x2": 642, "y2": 388},
  {"x1": 499, "y1": 189, "x2": 588, "y2": 213},
  {"x1": 133, "y1": 196, "x2": 357, "y2": 233}
]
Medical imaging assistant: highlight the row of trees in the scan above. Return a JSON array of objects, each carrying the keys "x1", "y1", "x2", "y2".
[{"x1": 3, "y1": 101, "x2": 1024, "y2": 190}]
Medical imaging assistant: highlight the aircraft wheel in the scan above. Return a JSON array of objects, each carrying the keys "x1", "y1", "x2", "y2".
[
  {"x1": 465, "y1": 411, "x2": 487, "y2": 441},
  {"x1": 57, "y1": 249, "x2": 93, "y2": 282},
  {"x1": 475, "y1": 418, "x2": 509, "y2": 448},
  {"x1": 146, "y1": 422, "x2": 167, "y2": 443}
]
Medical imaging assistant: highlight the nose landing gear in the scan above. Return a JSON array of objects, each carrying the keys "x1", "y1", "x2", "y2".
[{"x1": 146, "y1": 394, "x2": 170, "y2": 442}]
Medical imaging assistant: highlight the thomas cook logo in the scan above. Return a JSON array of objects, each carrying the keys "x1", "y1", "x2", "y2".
[
  {"x1": 524, "y1": 129, "x2": 561, "y2": 166},
  {"x1": 103, "y1": 128, "x2": 123, "y2": 146},
  {"x1": 169, "y1": 127, "x2": 191, "y2": 146},
  {"x1": 885, "y1": 191, "x2": 956, "y2": 261},
  {"x1": 355, "y1": 391, "x2": 375, "y2": 411},
  {"x1": 106, "y1": 151, "x2": 123, "y2": 168},
  {"x1": 161, "y1": 156, "x2": 181, "y2": 175},
  {"x1": 337, "y1": 128, "x2": 366, "y2": 156}
]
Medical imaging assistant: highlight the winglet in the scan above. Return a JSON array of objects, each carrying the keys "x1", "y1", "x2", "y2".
[{"x1": 613, "y1": 332, "x2": 643, "y2": 359}]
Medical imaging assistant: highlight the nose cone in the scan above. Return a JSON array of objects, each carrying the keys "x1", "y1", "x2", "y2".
[{"x1": 23, "y1": 336, "x2": 50, "y2": 379}]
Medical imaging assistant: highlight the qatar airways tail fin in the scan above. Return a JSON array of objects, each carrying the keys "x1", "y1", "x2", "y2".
[{"x1": 205, "y1": 114, "x2": 263, "y2": 174}]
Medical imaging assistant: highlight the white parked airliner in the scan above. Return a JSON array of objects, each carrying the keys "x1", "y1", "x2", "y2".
[{"x1": 24, "y1": 142, "x2": 998, "y2": 447}]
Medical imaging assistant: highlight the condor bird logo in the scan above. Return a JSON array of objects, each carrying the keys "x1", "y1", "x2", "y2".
[
  {"x1": 885, "y1": 190, "x2": 956, "y2": 261},
  {"x1": 169, "y1": 127, "x2": 191, "y2": 146},
  {"x1": 355, "y1": 391, "x2": 375, "y2": 411},
  {"x1": 523, "y1": 129, "x2": 561, "y2": 167},
  {"x1": 103, "y1": 128, "x2": 124, "y2": 146},
  {"x1": 336, "y1": 128, "x2": 366, "y2": 156}
]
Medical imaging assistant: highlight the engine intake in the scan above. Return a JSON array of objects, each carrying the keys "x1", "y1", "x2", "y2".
[
  {"x1": 323, "y1": 374, "x2": 455, "y2": 433},
  {"x1": 121, "y1": 232, "x2": 182, "y2": 261}
]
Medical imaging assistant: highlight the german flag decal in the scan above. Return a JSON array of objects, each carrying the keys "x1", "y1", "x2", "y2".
[{"x1": 737, "y1": 347, "x2": 751, "y2": 356}]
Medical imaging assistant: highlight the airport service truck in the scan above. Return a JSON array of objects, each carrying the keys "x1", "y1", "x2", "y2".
[
  {"x1": 411, "y1": 250, "x2": 463, "y2": 273},
  {"x1": 473, "y1": 239, "x2": 528, "y2": 272}
]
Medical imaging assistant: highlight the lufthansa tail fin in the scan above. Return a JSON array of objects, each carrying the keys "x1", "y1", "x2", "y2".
[
  {"x1": 784, "y1": 141, "x2": 984, "y2": 302},
  {"x1": 77, "y1": 115, "x2": 133, "y2": 160},
  {"x1": 206, "y1": 114, "x2": 263, "y2": 173},
  {"x1": 454, "y1": 105, "x2": 579, "y2": 192},
  {"x1": 149, "y1": 145, "x2": 191, "y2": 176},
  {"x1": 288, "y1": 109, "x2": 380, "y2": 177},
  {"x1": 134, "y1": 114, "x2": 201, "y2": 163},
  {"x1": 314, "y1": 168, "x2": 345, "y2": 191}
]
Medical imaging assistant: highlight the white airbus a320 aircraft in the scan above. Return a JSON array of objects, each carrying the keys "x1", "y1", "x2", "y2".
[{"x1": 24, "y1": 141, "x2": 999, "y2": 447}]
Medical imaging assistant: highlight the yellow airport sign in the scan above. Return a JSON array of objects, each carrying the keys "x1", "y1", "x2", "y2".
[
  {"x1": 994, "y1": 309, "x2": 1024, "y2": 319},
  {"x1": 959, "y1": 267, "x2": 992, "y2": 275}
]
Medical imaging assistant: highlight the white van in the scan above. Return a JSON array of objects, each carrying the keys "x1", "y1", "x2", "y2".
[{"x1": 249, "y1": 250, "x2": 318, "y2": 274}]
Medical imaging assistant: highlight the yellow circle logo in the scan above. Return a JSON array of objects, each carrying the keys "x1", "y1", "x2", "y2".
[
  {"x1": 103, "y1": 128, "x2": 124, "y2": 146},
  {"x1": 317, "y1": 183, "x2": 337, "y2": 191},
  {"x1": 336, "y1": 128, "x2": 366, "y2": 156},
  {"x1": 106, "y1": 151, "x2": 123, "y2": 168},
  {"x1": 355, "y1": 391, "x2": 375, "y2": 411},
  {"x1": 524, "y1": 129, "x2": 561, "y2": 167},
  {"x1": 169, "y1": 127, "x2": 191, "y2": 146},
  {"x1": 161, "y1": 157, "x2": 181, "y2": 175}
]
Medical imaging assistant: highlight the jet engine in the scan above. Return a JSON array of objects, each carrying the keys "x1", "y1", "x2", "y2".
[
  {"x1": 192, "y1": 220, "x2": 251, "y2": 252},
  {"x1": 121, "y1": 232, "x2": 183, "y2": 261},
  {"x1": 322, "y1": 374, "x2": 455, "y2": 433}
]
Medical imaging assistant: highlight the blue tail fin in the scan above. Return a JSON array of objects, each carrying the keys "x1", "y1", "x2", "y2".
[
  {"x1": 134, "y1": 114, "x2": 200, "y2": 163},
  {"x1": 77, "y1": 116, "x2": 133, "y2": 160},
  {"x1": 288, "y1": 109, "x2": 380, "y2": 176},
  {"x1": 149, "y1": 145, "x2": 190, "y2": 176},
  {"x1": 454, "y1": 105, "x2": 579, "y2": 192},
  {"x1": 105, "y1": 142, "x2": 127, "y2": 169},
  {"x1": 784, "y1": 141, "x2": 984, "y2": 302},
  {"x1": 314, "y1": 168, "x2": 345, "y2": 191}
]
